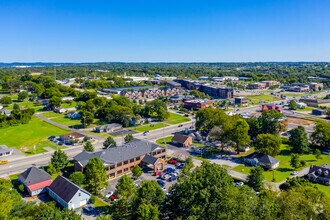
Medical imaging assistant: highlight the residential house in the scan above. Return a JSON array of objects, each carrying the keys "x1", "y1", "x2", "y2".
[
  {"x1": 244, "y1": 153, "x2": 280, "y2": 170},
  {"x1": 59, "y1": 132, "x2": 85, "y2": 144},
  {"x1": 307, "y1": 164, "x2": 330, "y2": 186},
  {"x1": 48, "y1": 176, "x2": 91, "y2": 209},
  {"x1": 0, "y1": 145, "x2": 13, "y2": 157},
  {"x1": 73, "y1": 139, "x2": 166, "y2": 179},
  {"x1": 18, "y1": 167, "x2": 52, "y2": 196},
  {"x1": 94, "y1": 123, "x2": 122, "y2": 133},
  {"x1": 54, "y1": 108, "x2": 67, "y2": 114},
  {"x1": 296, "y1": 102, "x2": 307, "y2": 109},
  {"x1": 0, "y1": 109, "x2": 11, "y2": 116},
  {"x1": 172, "y1": 134, "x2": 193, "y2": 148},
  {"x1": 0, "y1": 105, "x2": 3, "y2": 110},
  {"x1": 66, "y1": 112, "x2": 81, "y2": 119}
]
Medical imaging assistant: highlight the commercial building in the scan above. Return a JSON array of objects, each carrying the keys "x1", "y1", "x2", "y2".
[
  {"x1": 167, "y1": 81, "x2": 182, "y2": 89},
  {"x1": 261, "y1": 104, "x2": 283, "y2": 113},
  {"x1": 234, "y1": 97, "x2": 249, "y2": 105},
  {"x1": 247, "y1": 82, "x2": 266, "y2": 90},
  {"x1": 183, "y1": 99, "x2": 213, "y2": 110},
  {"x1": 73, "y1": 139, "x2": 166, "y2": 179},
  {"x1": 0, "y1": 145, "x2": 13, "y2": 157},
  {"x1": 260, "y1": 81, "x2": 280, "y2": 87},
  {"x1": 172, "y1": 134, "x2": 193, "y2": 148},
  {"x1": 199, "y1": 84, "x2": 234, "y2": 99}
]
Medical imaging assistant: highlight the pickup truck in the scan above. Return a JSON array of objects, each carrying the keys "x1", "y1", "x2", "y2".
[{"x1": 0, "y1": 160, "x2": 8, "y2": 165}]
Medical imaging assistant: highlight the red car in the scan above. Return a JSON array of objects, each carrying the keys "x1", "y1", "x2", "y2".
[
  {"x1": 154, "y1": 171, "x2": 162, "y2": 175},
  {"x1": 109, "y1": 194, "x2": 117, "y2": 201},
  {"x1": 168, "y1": 159, "x2": 178, "y2": 164}
]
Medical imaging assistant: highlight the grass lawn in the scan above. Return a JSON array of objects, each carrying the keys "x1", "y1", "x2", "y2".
[
  {"x1": 295, "y1": 106, "x2": 314, "y2": 112},
  {"x1": 165, "y1": 112, "x2": 191, "y2": 125},
  {"x1": 0, "y1": 116, "x2": 69, "y2": 155},
  {"x1": 61, "y1": 101, "x2": 77, "y2": 108},
  {"x1": 245, "y1": 94, "x2": 280, "y2": 104},
  {"x1": 315, "y1": 184, "x2": 330, "y2": 198},
  {"x1": 233, "y1": 145, "x2": 330, "y2": 183},
  {"x1": 155, "y1": 136, "x2": 173, "y2": 146},
  {"x1": 132, "y1": 123, "x2": 167, "y2": 133},
  {"x1": 41, "y1": 112, "x2": 84, "y2": 128}
]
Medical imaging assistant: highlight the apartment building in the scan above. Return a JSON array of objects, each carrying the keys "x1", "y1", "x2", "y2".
[{"x1": 183, "y1": 99, "x2": 213, "y2": 109}]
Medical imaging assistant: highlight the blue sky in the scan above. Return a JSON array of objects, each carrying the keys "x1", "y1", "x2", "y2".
[{"x1": 0, "y1": 0, "x2": 329, "y2": 62}]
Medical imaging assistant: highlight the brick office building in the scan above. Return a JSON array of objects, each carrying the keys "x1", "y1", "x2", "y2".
[{"x1": 73, "y1": 139, "x2": 166, "y2": 179}]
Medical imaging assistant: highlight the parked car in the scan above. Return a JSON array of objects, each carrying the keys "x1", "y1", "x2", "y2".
[
  {"x1": 83, "y1": 206, "x2": 94, "y2": 213},
  {"x1": 105, "y1": 191, "x2": 114, "y2": 198},
  {"x1": 169, "y1": 174, "x2": 177, "y2": 182},
  {"x1": 143, "y1": 131, "x2": 150, "y2": 136},
  {"x1": 154, "y1": 171, "x2": 162, "y2": 175},
  {"x1": 160, "y1": 174, "x2": 171, "y2": 180},
  {"x1": 177, "y1": 163, "x2": 185, "y2": 169},
  {"x1": 157, "y1": 179, "x2": 166, "y2": 187},
  {"x1": 110, "y1": 194, "x2": 118, "y2": 201},
  {"x1": 235, "y1": 182, "x2": 244, "y2": 187},
  {"x1": 291, "y1": 171, "x2": 298, "y2": 175},
  {"x1": 168, "y1": 158, "x2": 178, "y2": 164},
  {"x1": 164, "y1": 167, "x2": 176, "y2": 174},
  {"x1": 184, "y1": 114, "x2": 189, "y2": 117},
  {"x1": 178, "y1": 124, "x2": 183, "y2": 127}
]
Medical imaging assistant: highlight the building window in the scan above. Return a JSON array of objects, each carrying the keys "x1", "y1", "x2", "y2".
[
  {"x1": 124, "y1": 160, "x2": 128, "y2": 165},
  {"x1": 117, "y1": 162, "x2": 122, "y2": 167},
  {"x1": 130, "y1": 158, "x2": 134, "y2": 163},
  {"x1": 117, "y1": 170, "x2": 122, "y2": 175},
  {"x1": 110, "y1": 165, "x2": 115, "y2": 170},
  {"x1": 109, "y1": 173, "x2": 115, "y2": 178},
  {"x1": 79, "y1": 193, "x2": 81, "y2": 196},
  {"x1": 130, "y1": 166, "x2": 134, "y2": 170},
  {"x1": 136, "y1": 156, "x2": 140, "y2": 161},
  {"x1": 124, "y1": 168, "x2": 129, "y2": 172}
]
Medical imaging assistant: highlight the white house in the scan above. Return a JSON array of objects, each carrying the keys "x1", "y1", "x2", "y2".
[{"x1": 48, "y1": 176, "x2": 91, "y2": 210}]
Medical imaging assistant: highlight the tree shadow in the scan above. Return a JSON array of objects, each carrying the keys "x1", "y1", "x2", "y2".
[
  {"x1": 276, "y1": 167, "x2": 294, "y2": 172},
  {"x1": 279, "y1": 149, "x2": 291, "y2": 156}
]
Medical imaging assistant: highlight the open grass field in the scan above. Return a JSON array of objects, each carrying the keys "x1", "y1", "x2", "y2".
[
  {"x1": 0, "y1": 116, "x2": 69, "y2": 155},
  {"x1": 245, "y1": 94, "x2": 280, "y2": 104},
  {"x1": 61, "y1": 101, "x2": 77, "y2": 108},
  {"x1": 155, "y1": 136, "x2": 173, "y2": 146},
  {"x1": 132, "y1": 122, "x2": 167, "y2": 133},
  {"x1": 316, "y1": 184, "x2": 330, "y2": 198},
  {"x1": 41, "y1": 112, "x2": 82, "y2": 127},
  {"x1": 295, "y1": 106, "x2": 314, "y2": 112},
  {"x1": 165, "y1": 113, "x2": 191, "y2": 125},
  {"x1": 233, "y1": 145, "x2": 330, "y2": 183}
]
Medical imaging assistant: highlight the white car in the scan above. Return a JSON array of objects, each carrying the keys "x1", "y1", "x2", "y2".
[
  {"x1": 105, "y1": 191, "x2": 114, "y2": 198},
  {"x1": 291, "y1": 171, "x2": 298, "y2": 175},
  {"x1": 235, "y1": 182, "x2": 244, "y2": 187}
]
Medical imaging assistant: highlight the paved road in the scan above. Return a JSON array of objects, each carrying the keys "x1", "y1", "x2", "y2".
[{"x1": 0, "y1": 118, "x2": 194, "y2": 178}]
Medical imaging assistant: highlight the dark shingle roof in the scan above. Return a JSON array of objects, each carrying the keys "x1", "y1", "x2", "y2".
[
  {"x1": 308, "y1": 164, "x2": 330, "y2": 179},
  {"x1": 172, "y1": 134, "x2": 190, "y2": 144},
  {"x1": 142, "y1": 155, "x2": 159, "y2": 165},
  {"x1": 74, "y1": 139, "x2": 160, "y2": 166},
  {"x1": 18, "y1": 167, "x2": 52, "y2": 186},
  {"x1": 49, "y1": 176, "x2": 90, "y2": 203},
  {"x1": 257, "y1": 155, "x2": 279, "y2": 165}
]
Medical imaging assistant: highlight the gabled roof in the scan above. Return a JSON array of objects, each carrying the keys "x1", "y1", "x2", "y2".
[
  {"x1": 245, "y1": 153, "x2": 279, "y2": 166},
  {"x1": 18, "y1": 167, "x2": 52, "y2": 186},
  {"x1": 0, "y1": 145, "x2": 13, "y2": 154},
  {"x1": 142, "y1": 155, "x2": 159, "y2": 165},
  {"x1": 74, "y1": 139, "x2": 160, "y2": 166},
  {"x1": 308, "y1": 164, "x2": 330, "y2": 179},
  {"x1": 257, "y1": 155, "x2": 279, "y2": 165},
  {"x1": 172, "y1": 134, "x2": 191, "y2": 144},
  {"x1": 49, "y1": 176, "x2": 90, "y2": 203}
]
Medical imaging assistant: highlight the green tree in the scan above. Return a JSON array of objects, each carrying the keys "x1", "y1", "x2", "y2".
[
  {"x1": 115, "y1": 175, "x2": 137, "y2": 219},
  {"x1": 182, "y1": 156, "x2": 194, "y2": 175},
  {"x1": 17, "y1": 91, "x2": 29, "y2": 101},
  {"x1": 229, "y1": 119, "x2": 251, "y2": 154},
  {"x1": 84, "y1": 140, "x2": 94, "y2": 152},
  {"x1": 289, "y1": 100, "x2": 297, "y2": 110},
  {"x1": 143, "y1": 99, "x2": 169, "y2": 121},
  {"x1": 195, "y1": 108, "x2": 229, "y2": 132},
  {"x1": 85, "y1": 157, "x2": 108, "y2": 194},
  {"x1": 80, "y1": 111, "x2": 94, "y2": 127},
  {"x1": 96, "y1": 216, "x2": 112, "y2": 220},
  {"x1": 314, "y1": 149, "x2": 322, "y2": 160},
  {"x1": 311, "y1": 121, "x2": 330, "y2": 151},
  {"x1": 255, "y1": 133, "x2": 281, "y2": 156},
  {"x1": 326, "y1": 108, "x2": 330, "y2": 118},
  {"x1": 290, "y1": 154, "x2": 301, "y2": 169},
  {"x1": 124, "y1": 134, "x2": 134, "y2": 143},
  {"x1": 69, "y1": 172, "x2": 85, "y2": 186},
  {"x1": 50, "y1": 149, "x2": 69, "y2": 172},
  {"x1": 247, "y1": 166, "x2": 264, "y2": 191},
  {"x1": 103, "y1": 136, "x2": 117, "y2": 149},
  {"x1": 49, "y1": 96, "x2": 62, "y2": 108},
  {"x1": 0, "y1": 96, "x2": 12, "y2": 105},
  {"x1": 289, "y1": 126, "x2": 309, "y2": 153},
  {"x1": 260, "y1": 110, "x2": 285, "y2": 135},
  {"x1": 132, "y1": 165, "x2": 143, "y2": 178},
  {"x1": 136, "y1": 202, "x2": 160, "y2": 220},
  {"x1": 47, "y1": 162, "x2": 57, "y2": 175}
]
